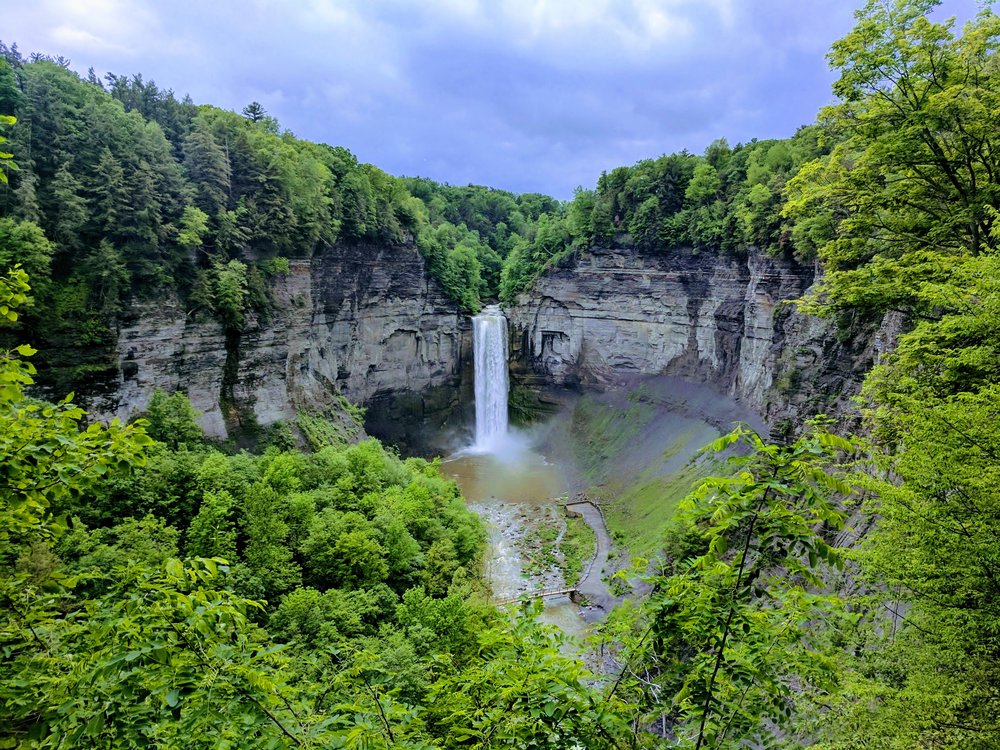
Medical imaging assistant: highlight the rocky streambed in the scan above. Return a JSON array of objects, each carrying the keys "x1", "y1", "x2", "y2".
[{"x1": 442, "y1": 440, "x2": 615, "y2": 635}]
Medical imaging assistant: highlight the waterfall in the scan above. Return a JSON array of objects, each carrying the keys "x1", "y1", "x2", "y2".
[{"x1": 473, "y1": 305, "x2": 509, "y2": 451}]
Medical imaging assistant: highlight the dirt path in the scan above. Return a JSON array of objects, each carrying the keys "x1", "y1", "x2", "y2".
[{"x1": 565, "y1": 500, "x2": 618, "y2": 620}]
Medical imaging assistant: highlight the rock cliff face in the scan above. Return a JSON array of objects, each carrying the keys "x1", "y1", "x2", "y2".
[
  {"x1": 507, "y1": 244, "x2": 872, "y2": 427},
  {"x1": 91, "y1": 243, "x2": 472, "y2": 445},
  {"x1": 87, "y1": 240, "x2": 877, "y2": 448}
]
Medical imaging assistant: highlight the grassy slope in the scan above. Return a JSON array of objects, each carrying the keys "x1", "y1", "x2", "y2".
[
  {"x1": 537, "y1": 376, "x2": 754, "y2": 559},
  {"x1": 560, "y1": 511, "x2": 597, "y2": 586}
]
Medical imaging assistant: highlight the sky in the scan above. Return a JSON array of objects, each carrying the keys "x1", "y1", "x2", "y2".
[{"x1": 3, "y1": 0, "x2": 983, "y2": 199}]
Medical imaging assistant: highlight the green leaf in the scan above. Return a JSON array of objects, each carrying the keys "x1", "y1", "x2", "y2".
[{"x1": 164, "y1": 558, "x2": 184, "y2": 579}]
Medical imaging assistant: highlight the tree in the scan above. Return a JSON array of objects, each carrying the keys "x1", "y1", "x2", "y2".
[
  {"x1": 3, "y1": 557, "x2": 312, "y2": 748},
  {"x1": 785, "y1": 1, "x2": 1000, "y2": 314},
  {"x1": 0, "y1": 60, "x2": 22, "y2": 116},
  {"x1": 340, "y1": 169, "x2": 377, "y2": 239},
  {"x1": 426, "y1": 607, "x2": 634, "y2": 749},
  {"x1": 176, "y1": 204, "x2": 210, "y2": 253},
  {"x1": 615, "y1": 424, "x2": 857, "y2": 748},
  {"x1": 683, "y1": 161, "x2": 719, "y2": 205},
  {"x1": 48, "y1": 164, "x2": 87, "y2": 252},
  {"x1": 566, "y1": 187, "x2": 596, "y2": 245},
  {"x1": 0, "y1": 113, "x2": 15, "y2": 183},
  {"x1": 90, "y1": 147, "x2": 127, "y2": 238},
  {"x1": 300, "y1": 510, "x2": 389, "y2": 590},
  {"x1": 183, "y1": 119, "x2": 231, "y2": 217},
  {"x1": 78, "y1": 239, "x2": 129, "y2": 317},
  {"x1": 186, "y1": 489, "x2": 237, "y2": 559},
  {"x1": 762, "y1": 8, "x2": 1000, "y2": 744},
  {"x1": 0, "y1": 218, "x2": 54, "y2": 302},
  {"x1": 213, "y1": 258, "x2": 248, "y2": 330},
  {"x1": 11, "y1": 171, "x2": 41, "y2": 224},
  {"x1": 0, "y1": 268, "x2": 151, "y2": 550},
  {"x1": 142, "y1": 389, "x2": 204, "y2": 448},
  {"x1": 119, "y1": 159, "x2": 167, "y2": 285},
  {"x1": 422, "y1": 538, "x2": 459, "y2": 597},
  {"x1": 0, "y1": 271, "x2": 353, "y2": 748},
  {"x1": 242, "y1": 101, "x2": 266, "y2": 123},
  {"x1": 238, "y1": 481, "x2": 301, "y2": 600},
  {"x1": 810, "y1": 252, "x2": 1000, "y2": 749}
]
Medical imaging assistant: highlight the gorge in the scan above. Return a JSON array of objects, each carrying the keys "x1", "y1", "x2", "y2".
[
  {"x1": 5, "y1": 5, "x2": 1000, "y2": 744},
  {"x1": 84, "y1": 239, "x2": 873, "y2": 453},
  {"x1": 95, "y1": 242, "x2": 472, "y2": 448},
  {"x1": 69, "y1": 235, "x2": 876, "y2": 588},
  {"x1": 81, "y1": 235, "x2": 872, "y2": 629}
]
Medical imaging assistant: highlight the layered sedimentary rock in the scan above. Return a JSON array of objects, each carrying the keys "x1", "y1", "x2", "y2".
[
  {"x1": 507, "y1": 244, "x2": 872, "y2": 425},
  {"x1": 92, "y1": 243, "x2": 471, "y2": 442},
  {"x1": 89, "y1": 239, "x2": 877, "y2": 445}
]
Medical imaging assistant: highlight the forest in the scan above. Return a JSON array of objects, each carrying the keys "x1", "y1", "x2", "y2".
[
  {"x1": 3, "y1": 0, "x2": 1000, "y2": 747},
  {"x1": 0, "y1": 34, "x2": 836, "y2": 394}
]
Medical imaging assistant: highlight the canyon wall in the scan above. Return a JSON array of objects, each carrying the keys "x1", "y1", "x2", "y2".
[
  {"x1": 87, "y1": 240, "x2": 879, "y2": 448},
  {"x1": 507, "y1": 244, "x2": 874, "y2": 428},
  {"x1": 91, "y1": 242, "x2": 472, "y2": 444}
]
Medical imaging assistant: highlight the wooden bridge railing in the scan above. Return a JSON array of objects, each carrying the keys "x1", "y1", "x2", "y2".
[{"x1": 495, "y1": 587, "x2": 578, "y2": 606}]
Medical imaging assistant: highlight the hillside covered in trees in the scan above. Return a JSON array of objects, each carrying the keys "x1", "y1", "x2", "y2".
[
  {"x1": 0, "y1": 37, "x2": 857, "y2": 399},
  {"x1": 3, "y1": 0, "x2": 1000, "y2": 747},
  {"x1": 0, "y1": 46, "x2": 569, "y2": 392}
]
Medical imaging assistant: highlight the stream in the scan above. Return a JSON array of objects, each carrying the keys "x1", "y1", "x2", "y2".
[
  {"x1": 447, "y1": 306, "x2": 616, "y2": 638},
  {"x1": 442, "y1": 436, "x2": 614, "y2": 638}
]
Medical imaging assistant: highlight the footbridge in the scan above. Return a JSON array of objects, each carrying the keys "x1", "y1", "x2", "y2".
[{"x1": 495, "y1": 587, "x2": 580, "y2": 606}]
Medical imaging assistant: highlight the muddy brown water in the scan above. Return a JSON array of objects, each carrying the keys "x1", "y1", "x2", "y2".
[{"x1": 442, "y1": 442, "x2": 595, "y2": 638}]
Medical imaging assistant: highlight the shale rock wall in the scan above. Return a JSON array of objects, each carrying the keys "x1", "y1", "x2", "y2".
[
  {"x1": 90, "y1": 240, "x2": 878, "y2": 446},
  {"x1": 93, "y1": 243, "x2": 471, "y2": 443},
  {"x1": 507, "y1": 245, "x2": 873, "y2": 427}
]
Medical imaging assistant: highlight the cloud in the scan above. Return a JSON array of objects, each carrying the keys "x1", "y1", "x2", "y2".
[
  {"x1": 1, "y1": 0, "x2": 984, "y2": 198},
  {"x1": 15, "y1": 0, "x2": 161, "y2": 57},
  {"x1": 492, "y1": 0, "x2": 696, "y2": 54},
  {"x1": 49, "y1": 26, "x2": 131, "y2": 55}
]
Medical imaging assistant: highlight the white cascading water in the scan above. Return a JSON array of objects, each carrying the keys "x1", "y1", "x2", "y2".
[{"x1": 473, "y1": 305, "x2": 509, "y2": 451}]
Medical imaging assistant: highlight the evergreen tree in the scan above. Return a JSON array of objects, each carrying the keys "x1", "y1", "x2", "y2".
[
  {"x1": 119, "y1": 159, "x2": 165, "y2": 285},
  {"x1": 241, "y1": 101, "x2": 266, "y2": 123},
  {"x1": 48, "y1": 163, "x2": 86, "y2": 252},
  {"x1": 11, "y1": 170, "x2": 41, "y2": 223},
  {"x1": 89, "y1": 146, "x2": 126, "y2": 238},
  {"x1": 183, "y1": 119, "x2": 230, "y2": 217}
]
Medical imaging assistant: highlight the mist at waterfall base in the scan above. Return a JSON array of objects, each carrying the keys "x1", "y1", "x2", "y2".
[
  {"x1": 441, "y1": 309, "x2": 762, "y2": 641},
  {"x1": 443, "y1": 307, "x2": 563, "y2": 512}
]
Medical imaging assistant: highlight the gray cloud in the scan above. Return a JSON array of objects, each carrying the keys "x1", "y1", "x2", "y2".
[{"x1": 4, "y1": 0, "x2": 981, "y2": 198}]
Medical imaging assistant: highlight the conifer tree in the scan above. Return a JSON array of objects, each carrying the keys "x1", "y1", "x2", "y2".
[{"x1": 183, "y1": 119, "x2": 231, "y2": 217}]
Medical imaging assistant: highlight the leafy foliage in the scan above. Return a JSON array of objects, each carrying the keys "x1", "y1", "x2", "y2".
[
  {"x1": 7, "y1": 2, "x2": 1000, "y2": 745},
  {"x1": 0, "y1": 271, "x2": 637, "y2": 749},
  {"x1": 780, "y1": 4, "x2": 1000, "y2": 747},
  {"x1": 799, "y1": 252, "x2": 1000, "y2": 749},
  {"x1": 0, "y1": 42, "x2": 834, "y2": 378},
  {"x1": 0, "y1": 48, "x2": 577, "y2": 396},
  {"x1": 785, "y1": 1, "x2": 1000, "y2": 315},
  {"x1": 427, "y1": 606, "x2": 635, "y2": 748},
  {"x1": 141, "y1": 388, "x2": 205, "y2": 449},
  {"x1": 0, "y1": 268, "x2": 152, "y2": 556},
  {"x1": 608, "y1": 425, "x2": 857, "y2": 748},
  {"x1": 493, "y1": 130, "x2": 828, "y2": 302},
  {"x1": 0, "y1": 113, "x2": 14, "y2": 184}
]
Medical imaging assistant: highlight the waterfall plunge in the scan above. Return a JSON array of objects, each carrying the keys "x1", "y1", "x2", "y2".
[{"x1": 473, "y1": 305, "x2": 509, "y2": 452}]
